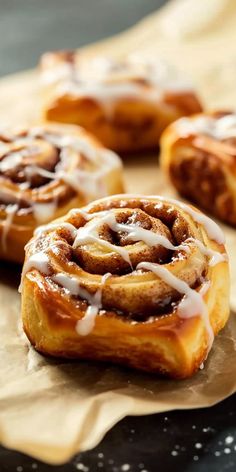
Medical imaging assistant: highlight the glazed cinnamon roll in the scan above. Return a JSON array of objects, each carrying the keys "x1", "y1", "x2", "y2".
[
  {"x1": 40, "y1": 51, "x2": 202, "y2": 152},
  {"x1": 160, "y1": 111, "x2": 236, "y2": 226},
  {"x1": 0, "y1": 123, "x2": 123, "y2": 263},
  {"x1": 21, "y1": 194, "x2": 229, "y2": 379}
]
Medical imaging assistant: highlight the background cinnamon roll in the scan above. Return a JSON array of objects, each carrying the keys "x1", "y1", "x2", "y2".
[
  {"x1": 160, "y1": 111, "x2": 236, "y2": 226},
  {"x1": 40, "y1": 51, "x2": 203, "y2": 152},
  {"x1": 0, "y1": 123, "x2": 124, "y2": 263},
  {"x1": 21, "y1": 194, "x2": 229, "y2": 379}
]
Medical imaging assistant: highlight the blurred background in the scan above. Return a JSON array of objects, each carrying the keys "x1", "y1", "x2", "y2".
[{"x1": 0, "y1": 0, "x2": 167, "y2": 77}]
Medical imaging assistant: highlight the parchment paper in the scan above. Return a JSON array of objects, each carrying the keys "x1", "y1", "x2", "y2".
[{"x1": 0, "y1": 0, "x2": 236, "y2": 464}]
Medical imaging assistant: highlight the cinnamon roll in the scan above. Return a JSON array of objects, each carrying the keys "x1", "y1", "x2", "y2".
[
  {"x1": 21, "y1": 194, "x2": 229, "y2": 379},
  {"x1": 160, "y1": 111, "x2": 236, "y2": 226},
  {"x1": 40, "y1": 51, "x2": 202, "y2": 152},
  {"x1": 0, "y1": 123, "x2": 123, "y2": 263}
]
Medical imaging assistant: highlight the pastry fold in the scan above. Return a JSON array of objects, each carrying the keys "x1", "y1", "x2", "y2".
[
  {"x1": 160, "y1": 111, "x2": 236, "y2": 226},
  {"x1": 21, "y1": 195, "x2": 229, "y2": 378},
  {"x1": 0, "y1": 123, "x2": 123, "y2": 263},
  {"x1": 40, "y1": 51, "x2": 202, "y2": 152}
]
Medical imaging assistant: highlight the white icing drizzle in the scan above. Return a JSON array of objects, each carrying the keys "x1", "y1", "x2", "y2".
[
  {"x1": 19, "y1": 252, "x2": 50, "y2": 293},
  {"x1": 52, "y1": 271, "x2": 111, "y2": 336},
  {"x1": 199, "y1": 280, "x2": 211, "y2": 296},
  {"x1": 102, "y1": 214, "x2": 190, "y2": 252},
  {"x1": 2, "y1": 204, "x2": 18, "y2": 252},
  {"x1": 24, "y1": 165, "x2": 55, "y2": 181},
  {"x1": 0, "y1": 152, "x2": 22, "y2": 171},
  {"x1": 19, "y1": 182, "x2": 30, "y2": 191},
  {"x1": 58, "y1": 80, "x2": 158, "y2": 117},
  {"x1": 73, "y1": 212, "x2": 132, "y2": 266},
  {"x1": 22, "y1": 134, "x2": 121, "y2": 203},
  {"x1": 43, "y1": 55, "x2": 193, "y2": 116},
  {"x1": 58, "y1": 168, "x2": 106, "y2": 199},
  {"x1": 73, "y1": 207, "x2": 226, "y2": 266},
  {"x1": 176, "y1": 113, "x2": 236, "y2": 140},
  {"x1": 187, "y1": 237, "x2": 227, "y2": 266},
  {"x1": 97, "y1": 194, "x2": 225, "y2": 244},
  {"x1": 137, "y1": 261, "x2": 214, "y2": 351},
  {"x1": 73, "y1": 209, "x2": 192, "y2": 265},
  {"x1": 156, "y1": 196, "x2": 225, "y2": 245},
  {"x1": 110, "y1": 215, "x2": 226, "y2": 265},
  {"x1": 52, "y1": 273, "x2": 82, "y2": 296},
  {"x1": 34, "y1": 221, "x2": 77, "y2": 239},
  {"x1": 76, "y1": 272, "x2": 111, "y2": 336},
  {"x1": 0, "y1": 146, "x2": 38, "y2": 172},
  {"x1": 31, "y1": 203, "x2": 226, "y2": 277},
  {"x1": 84, "y1": 205, "x2": 225, "y2": 267}
]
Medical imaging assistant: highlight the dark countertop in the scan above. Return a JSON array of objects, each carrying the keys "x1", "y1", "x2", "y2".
[
  {"x1": 2, "y1": 395, "x2": 236, "y2": 472},
  {"x1": 0, "y1": 1, "x2": 235, "y2": 471}
]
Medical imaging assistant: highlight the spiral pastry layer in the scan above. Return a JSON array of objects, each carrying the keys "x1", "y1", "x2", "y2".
[
  {"x1": 40, "y1": 51, "x2": 202, "y2": 152},
  {"x1": 160, "y1": 111, "x2": 236, "y2": 226},
  {"x1": 21, "y1": 194, "x2": 229, "y2": 378},
  {"x1": 0, "y1": 123, "x2": 123, "y2": 263}
]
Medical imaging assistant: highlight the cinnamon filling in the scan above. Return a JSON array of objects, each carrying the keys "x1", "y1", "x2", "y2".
[
  {"x1": 0, "y1": 142, "x2": 60, "y2": 188},
  {"x1": 0, "y1": 129, "x2": 103, "y2": 215},
  {"x1": 73, "y1": 207, "x2": 179, "y2": 275},
  {"x1": 36, "y1": 201, "x2": 208, "y2": 320},
  {"x1": 169, "y1": 149, "x2": 234, "y2": 222}
]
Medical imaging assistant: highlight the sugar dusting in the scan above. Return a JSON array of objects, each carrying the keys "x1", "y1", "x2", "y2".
[{"x1": 73, "y1": 450, "x2": 150, "y2": 472}]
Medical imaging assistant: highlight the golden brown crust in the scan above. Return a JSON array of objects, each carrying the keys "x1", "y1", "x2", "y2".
[
  {"x1": 40, "y1": 51, "x2": 203, "y2": 152},
  {"x1": 0, "y1": 123, "x2": 124, "y2": 263},
  {"x1": 160, "y1": 111, "x2": 236, "y2": 226},
  {"x1": 21, "y1": 195, "x2": 229, "y2": 379}
]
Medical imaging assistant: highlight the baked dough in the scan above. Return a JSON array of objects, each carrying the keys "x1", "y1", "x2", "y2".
[
  {"x1": 40, "y1": 51, "x2": 203, "y2": 152},
  {"x1": 0, "y1": 123, "x2": 123, "y2": 263},
  {"x1": 160, "y1": 111, "x2": 236, "y2": 226},
  {"x1": 21, "y1": 194, "x2": 229, "y2": 378}
]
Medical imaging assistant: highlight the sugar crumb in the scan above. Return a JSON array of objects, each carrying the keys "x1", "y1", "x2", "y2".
[
  {"x1": 224, "y1": 448, "x2": 231, "y2": 454},
  {"x1": 195, "y1": 443, "x2": 202, "y2": 449},
  {"x1": 75, "y1": 464, "x2": 89, "y2": 472},
  {"x1": 171, "y1": 450, "x2": 178, "y2": 456},
  {"x1": 225, "y1": 435, "x2": 234, "y2": 445}
]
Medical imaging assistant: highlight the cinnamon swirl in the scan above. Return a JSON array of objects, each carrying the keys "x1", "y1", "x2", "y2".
[
  {"x1": 40, "y1": 51, "x2": 202, "y2": 152},
  {"x1": 160, "y1": 111, "x2": 236, "y2": 226},
  {"x1": 0, "y1": 123, "x2": 123, "y2": 263},
  {"x1": 21, "y1": 194, "x2": 229, "y2": 378}
]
